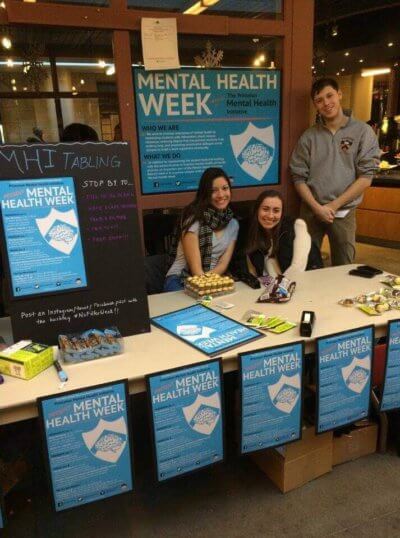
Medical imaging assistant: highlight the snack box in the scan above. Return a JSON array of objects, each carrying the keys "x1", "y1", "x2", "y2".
[
  {"x1": 0, "y1": 340, "x2": 54, "y2": 380},
  {"x1": 58, "y1": 327, "x2": 124, "y2": 363}
]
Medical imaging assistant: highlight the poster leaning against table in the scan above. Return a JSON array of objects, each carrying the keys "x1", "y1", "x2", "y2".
[{"x1": 316, "y1": 325, "x2": 374, "y2": 433}]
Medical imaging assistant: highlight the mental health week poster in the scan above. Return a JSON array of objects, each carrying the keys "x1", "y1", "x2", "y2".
[
  {"x1": 147, "y1": 359, "x2": 224, "y2": 481},
  {"x1": 0, "y1": 177, "x2": 87, "y2": 298},
  {"x1": 134, "y1": 68, "x2": 281, "y2": 193},
  {"x1": 317, "y1": 326, "x2": 374, "y2": 433},
  {"x1": 38, "y1": 380, "x2": 133, "y2": 511},
  {"x1": 240, "y1": 342, "x2": 303, "y2": 453}
]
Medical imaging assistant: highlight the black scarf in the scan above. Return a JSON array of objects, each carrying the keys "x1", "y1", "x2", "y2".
[{"x1": 168, "y1": 206, "x2": 234, "y2": 274}]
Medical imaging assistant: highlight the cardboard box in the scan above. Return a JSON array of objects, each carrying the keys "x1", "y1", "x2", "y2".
[
  {"x1": 332, "y1": 422, "x2": 378, "y2": 466},
  {"x1": 251, "y1": 424, "x2": 333, "y2": 493},
  {"x1": 0, "y1": 340, "x2": 54, "y2": 380}
]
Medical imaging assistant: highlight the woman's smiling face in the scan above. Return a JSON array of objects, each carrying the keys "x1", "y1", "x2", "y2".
[
  {"x1": 257, "y1": 196, "x2": 283, "y2": 230},
  {"x1": 210, "y1": 176, "x2": 231, "y2": 210}
]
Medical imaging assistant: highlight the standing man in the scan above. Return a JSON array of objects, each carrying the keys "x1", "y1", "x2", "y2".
[{"x1": 290, "y1": 78, "x2": 380, "y2": 266}]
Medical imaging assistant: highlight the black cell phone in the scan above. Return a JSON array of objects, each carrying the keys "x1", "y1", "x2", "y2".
[
  {"x1": 356, "y1": 265, "x2": 383, "y2": 275},
  {"x1": 349, "y1": 269, "x2": 375, "y2": 278}
]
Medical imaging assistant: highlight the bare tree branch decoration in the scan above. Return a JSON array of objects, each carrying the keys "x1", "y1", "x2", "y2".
[{"x1": 194, "y1": 41, "x2": 224, "y2": 68}]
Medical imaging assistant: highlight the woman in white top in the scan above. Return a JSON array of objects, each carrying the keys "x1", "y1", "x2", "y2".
[{"x1": 164, "y1": 167, "x2": 239, "y2": 292}]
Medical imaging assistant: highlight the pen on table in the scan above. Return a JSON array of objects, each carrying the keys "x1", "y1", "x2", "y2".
[{"x1": 53, "y1": 359, "x2": 68, "y2": 382}]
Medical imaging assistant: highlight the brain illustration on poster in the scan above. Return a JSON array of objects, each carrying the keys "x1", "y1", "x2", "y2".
[
  {"x1": 0, "y1": 143, "x2": 149, "y2": 343},
  {"x1": 147, "y1": 360, "x2": 224, "y2": 481},
  {"x1": 240, "y1": 342, "x2": 303, "y2": 454},
  {"x1": 39, "y1": 380, "x2": 133, "y2": 511},
  {"x1": 317, "y1": 326, "x2": 374, "y2": 433},
  {"x1": 133, "y1": 68, "x2": 281, "y2": 193}
]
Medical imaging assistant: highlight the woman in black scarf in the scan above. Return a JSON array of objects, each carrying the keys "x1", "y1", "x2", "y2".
[{"x1": 164, "y1": 168, "x2": 238, "y2": 292}]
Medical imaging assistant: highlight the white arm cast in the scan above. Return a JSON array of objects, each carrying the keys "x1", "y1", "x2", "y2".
[{"x1": 284, "y1": 218, "x2": 311, "y2": 279}]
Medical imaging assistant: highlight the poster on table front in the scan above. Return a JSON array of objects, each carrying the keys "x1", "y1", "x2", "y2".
[
  {"x1": 133, "y1": 67, "x2": 281, "y2": 194},
  {"x1": 380, "y1": 319, "x2": 400, "y2": 412},
  {"x1": 0, "y1": 143, "x2": 150, "y2": 343},
  {"x1": 147, "y1": 359, "x2": 224, "y2": 481},
  {"x1": 316, "y1": 326, "x2": 374, "y2": 433},
  {"x1": 151, "y1": 304, "x2": 263, "y2": 357},
  {"x1": 239, "y1": 341, "x2": 304, "y2": 454},
  {"x1": 0, "y1": 177, "x2": 87, "y2": 298},
  {"x1": 38, "y1": 380, "x2": 134, "y2": 512}
]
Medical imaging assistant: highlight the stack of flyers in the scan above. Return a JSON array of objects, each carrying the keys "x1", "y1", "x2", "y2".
[{"x1": 242, "y1": 310, "x2": 296, "y2": 334}]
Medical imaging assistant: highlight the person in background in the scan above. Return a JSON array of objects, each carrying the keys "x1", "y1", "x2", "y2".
[
  {"x1": 366, "y1": 119, "x2": 378, "y2": 135},
  {"x1": 164, "y1": 167, "x2": 239, "y2": 292},
  {"x1": 60, "y1": 123, "x2": 99, "y2": 142},
  {"x1": 290, "y1": 77, "x2": 380, "y2": 266},
  {"x1": 231, "y1": 189, "x2": 322, "y2": 280}
]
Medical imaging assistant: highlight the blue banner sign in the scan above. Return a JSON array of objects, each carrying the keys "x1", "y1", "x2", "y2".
[
  {"x1": 38, "y1": 380, "x2": 133, "y2": 511},
  {"x1": 0, "y1": 177, "x2": 87, "y2": 297},
  {"x1": 133, "y1": 68, "x2": 281, "y2": 194},
  {"x1": 381, "y1": 319, "x2": 400, "y2": 412},
  {"x1": 239, "y1": 342, "x2": 303, "y2": 454},
  {"x1": 151, "y1": 304, "x2": 263, "y2": 356},
  {"x1": 147, "y1": 359, "x2": 224, "y2": 481},
  {"x1": 317, "y1": 326, "x2": 374, "y2": 433}
]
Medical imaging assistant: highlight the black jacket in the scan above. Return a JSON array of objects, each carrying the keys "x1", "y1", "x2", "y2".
[{"x1": 230, "y1": 216, "x2": 323, "y2": 277}]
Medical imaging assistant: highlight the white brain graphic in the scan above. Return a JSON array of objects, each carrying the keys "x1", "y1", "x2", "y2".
[
  {"x1": 276, "y1": 387, "x2": 297, "y2": 404},
  {"x1": 48, "y1": 224, "x2": 75, "y2": 244},
  {"x1": 241, "y1": 143, "x2": 270, "y2": 167},
  {"x1": 348, "y1": 368, "x2": 368, "y2": 385},
  {"x1": 193, "y1": 407, "x2": 218, "y2": 426},
  {"x1": 94, "y1": 433, "x2": 124, "y2": 453}
]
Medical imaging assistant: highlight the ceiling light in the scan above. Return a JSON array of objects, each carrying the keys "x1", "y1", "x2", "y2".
[
  {"x1": 253, "y1": 58, "x2": 261, "y2": 67},
  {"x1": 331, "y1": 25, "x2": 338, "y2": 37},
  {"x1": 311, "y1": 65, "x2": 315, "y2": 69},
  {"x1": 0, "y1": 2, "x2": 6, "y2": 8},
  {"x1": 258, "y1": 54, "x2": 265, "y2": 62},
  {"x1": 98, "y1": 60, "x2": 106, "y2": 68},
  {"x1": 23, "y1": 87, "x2": 27, "y2": 91},
  {"x1": 71, "y1": 86, "x2": 76, "y2": 91},
  {"x1": 80, "y1": 79, "x2": 85, "y2": 85},
  {"x1": 6, "y1": 58, "x2": 13, "y2": 67},
  {"x1": 106, "y1": 65, "x2": 115, "y2": 76},
  {"x1": 252, "y1": 38, "x2": 259, "y2": 43},
  {"x1": 344, "y1": 52, "x2": 350, "y2": 57},
  {"x1": 336, "y1": 72, "x2": 340, "y2": 76},
  {"x1": 361, "y1": 67, "x2": 391, "y2": 77},
  {"x1": 320, "y1": 59, "x2": 325, "y2": 64},
  {"x1": 341, "y1": 68, "x2": 345, "y2": 72},
  {"x1": 12, "y1": 86, "x2": 17, "y2": 91},
  {"x1": 395, "y1": 62, "x2": 399, "y2": 67},
  {"x1": 11, "y1": 78, "x2": 15, "y2": 84},
  {"x1": 1, "y1": 37, "x2": 12, "y2": 50},
  {"x1": 387, "y1": 42, "x2": 394, "y2": 47},
  {"x1": 359, "y1": 59, "x2": 364, "y2": 63}
]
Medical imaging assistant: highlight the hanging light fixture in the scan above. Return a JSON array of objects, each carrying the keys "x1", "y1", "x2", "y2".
[
  {"x1": 1, "y1": 36, "x2": 12, "y2": 50},
  {"x1": 331, "y1": 24, "x2": 338, "y2": 37}
]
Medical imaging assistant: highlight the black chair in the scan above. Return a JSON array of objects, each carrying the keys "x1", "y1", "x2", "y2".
[
  {"x1": 143, "y1": 213, "x2": 177, "y2": 255},
  {"x1": 144, "y1": 253, "x2": 169, "y2": 295}
]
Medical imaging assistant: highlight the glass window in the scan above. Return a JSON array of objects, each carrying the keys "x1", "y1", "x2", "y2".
[
  {"x1": 0, "y1": 98, "x2": 58, "y2": 143},
  {"x1": 56, "y1": 58, "x2": 116, "y2": 92},
  {"x1": 127, "y1": 0, "x2": 283, "y2": 19},
  {"x1": 131, "y1": 32, "x2": 283, "y2": 69},
  {"x1": 0, "y1": 57, "x2": 53, "y2": 92}
]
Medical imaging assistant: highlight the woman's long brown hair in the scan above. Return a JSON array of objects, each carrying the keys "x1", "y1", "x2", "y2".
[{"x1": 246, "y1": 189, "x2": 284, "y2": 256}]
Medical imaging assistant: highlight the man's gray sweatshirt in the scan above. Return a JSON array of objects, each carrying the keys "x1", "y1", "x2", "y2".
[{"x1": 289, "y1": 116, "x2": 380, "y2": 209}]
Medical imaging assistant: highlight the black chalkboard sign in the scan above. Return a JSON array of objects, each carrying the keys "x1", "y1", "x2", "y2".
[{"x1": 0, "y1": 142, "x2": 150, "y2": 344}]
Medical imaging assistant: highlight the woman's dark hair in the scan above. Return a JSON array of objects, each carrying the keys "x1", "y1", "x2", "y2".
[
  {"x1": 179, "y1": 167, "x2": 232, "y2": 234},
  {"x1": 246, "y1": 189, "x2": 284, "y2": 256},
  {"x1": 60, "y1": 123, "x2": 99, "y2": 142}
]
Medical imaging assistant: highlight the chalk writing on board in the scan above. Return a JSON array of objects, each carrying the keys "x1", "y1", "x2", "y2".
[{"x1": 19, "y1": 297, "x2": 139, "y2": 325}]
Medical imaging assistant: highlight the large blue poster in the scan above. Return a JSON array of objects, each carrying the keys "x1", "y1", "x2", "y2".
[
  {"x1": 39, "y1": 380, "x2": 133, "y2": 511},
  {"x1": 381, "y1": 319, "x2": 400, "y2": 412},
  {"x1": 0, "y1": 177, "x2": 87, "y2": 297},
  {"x1": 317, "y1": 326, "x2": 374, "y2": 433},
  {"x1": 240, "y1": 342, "x2": 303, "y2": 454},
  {"x1": 134, "y1": 68, "x2": 281, "y2": 194},
  {"x1": 147, "y1": 359, "x2": 224, "y2": 481},
  {"x1": 151, "y1": 304, "x2": 263, "y2": 356}
]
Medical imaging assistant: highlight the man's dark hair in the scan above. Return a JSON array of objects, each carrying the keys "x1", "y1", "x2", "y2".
[{"x1": 311, "y1": 77, "x2": 339, "y2": 99}]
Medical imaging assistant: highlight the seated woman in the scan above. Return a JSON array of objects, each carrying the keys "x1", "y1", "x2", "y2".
[
  {"x1": 232, "y1": 189, "x2": 322, "y2": 280},
  {"x1": 164, "y1": 168, "x2": 239, "y2": 292}
]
